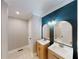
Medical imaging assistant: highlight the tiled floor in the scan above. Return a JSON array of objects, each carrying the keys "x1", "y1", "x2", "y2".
[{"x1": 8, "y1": 47, "x2": 39, "y2": 59}]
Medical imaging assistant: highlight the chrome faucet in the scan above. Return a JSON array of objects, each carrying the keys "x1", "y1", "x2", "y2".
[{"x1": 59, "y1": 43, "x2": 64, "y2": 48}]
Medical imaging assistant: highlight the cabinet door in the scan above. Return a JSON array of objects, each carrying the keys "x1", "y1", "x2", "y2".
[
  {"x1": 39, "y1": 45, "x2": 44, "y2": 59},
  {"x1": 48, "y1": 52, "x2": 58, "y2": 59},
  {"x1": 48, "y1": 50, "x2": 63, "y2": 59},
  {"x1": 37, "y1": 42, "x2": 40, "y2": 57},
  {"x1": 43, "y1": 45, "x2": 48, "y2": 59},
  {"x1": 40, "y1": 45, "x2": 48, "y2": 59},
  {"x1": 37, "y1": 42, "x2": 49, "y2": 59}
]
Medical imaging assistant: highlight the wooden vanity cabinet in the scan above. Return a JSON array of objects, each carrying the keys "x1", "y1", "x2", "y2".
[
  {"x1": 48, "y1": 49, "x2": 64, "y2": 59},
  {"x1": 37, "y1": 42, "x2": 49, "y2": 59}
]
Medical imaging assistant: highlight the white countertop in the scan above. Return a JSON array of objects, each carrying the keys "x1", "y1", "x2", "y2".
[
  {"x1": 37, "y1": 39, "x2": 50, "y2": 45},
  {"x1": 48, "y1": 43, "x2": 73, "y2": 59}
]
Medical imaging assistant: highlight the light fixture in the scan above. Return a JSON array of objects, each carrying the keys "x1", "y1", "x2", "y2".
[
  {"x1": 51, "y1": 21, "x2": 56, "y2": 25},
  {"x1": 48, "y1": 22, "x2": 52, "y2": 25},
  {"x1": 16, "y1": 11, "x2": 20, "y2": 15},
  {"x1": 48, "y1": 20, "x2": 57, "y2": 26}
]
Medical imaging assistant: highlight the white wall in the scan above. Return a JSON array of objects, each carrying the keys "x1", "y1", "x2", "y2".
[
  {"x1": 8, "y1": 17, "x2": 28, "y2": 51},
  {"x1": 28, "y1": 15, "x2": 41, "y2": 53},
  {"x1": 1, "y1": 1, "x2": 8, "y2": 59},
  {"x1": 31, "y1": 15, "x2": 41, "y2": 44}
]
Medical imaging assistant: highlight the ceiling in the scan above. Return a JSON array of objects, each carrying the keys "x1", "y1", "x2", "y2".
[{"x1": 5, "y1": 0, "x2": 74, "y2": 20}]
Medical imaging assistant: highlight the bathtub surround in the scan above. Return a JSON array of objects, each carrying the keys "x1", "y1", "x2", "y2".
[
  {"x1": 42, "y1": 0, "x2": 77, "y2": 59},
  {"x1": 8, "y1": 46, "x2": 38, "y2": 59},
  {"x1": 7, "y1": 14, "x2": 42, "y2": 57},
  {"x1": 8, "y1": 17, "x2": 28, "y2": 51}
]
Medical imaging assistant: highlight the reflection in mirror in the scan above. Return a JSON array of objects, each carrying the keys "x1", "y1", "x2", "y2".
[
  {"x1": 54, "y1": 21, "x2": 72, "y2": 47},
  {"x1": 43, "y1": 24, "x2": 50, "y2": 40}
]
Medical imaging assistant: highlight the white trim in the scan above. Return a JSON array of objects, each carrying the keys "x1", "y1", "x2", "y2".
[{"x1": 8, "y1": 45, "x2": 29, "y2": 54}]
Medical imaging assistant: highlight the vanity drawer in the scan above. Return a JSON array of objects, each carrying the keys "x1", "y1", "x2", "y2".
[{"x1": 48, "y1": 49, "x2": 64, "y2": 59}]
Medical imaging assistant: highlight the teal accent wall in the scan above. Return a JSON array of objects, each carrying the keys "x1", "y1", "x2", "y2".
[{"x1": 42, "y1": 0, "x2": 77, "y2": 59}]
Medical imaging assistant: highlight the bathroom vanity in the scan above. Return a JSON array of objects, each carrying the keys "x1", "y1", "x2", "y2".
[
  {"x1": 48, "y1": 49, "x2": 64, "y2": 59},
  {"x1": 37, "y1": 39, "x2": 50, "y2": 59},
  {"x1": 48, "y1": 42, "x2": 73, "y2": 59},
  {"x1": 42, "y1": 21, "x2": 73, "y2": 59}
]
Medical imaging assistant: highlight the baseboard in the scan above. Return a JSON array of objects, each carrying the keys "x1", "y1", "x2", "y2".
[{"x1": 8, "y1": 45, "x2": 29, "y2": 54}]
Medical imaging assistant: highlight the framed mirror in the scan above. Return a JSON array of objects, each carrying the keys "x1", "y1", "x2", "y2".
[
  {"x1": 54, "y1": 21, "x2": 72, "y2": 47},
  {"x1": 43, "y1": 24, "x2": 50, "y2": 40}
]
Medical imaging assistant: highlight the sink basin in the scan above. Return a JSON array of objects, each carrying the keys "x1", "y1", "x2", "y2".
[
  {"x1": 37, "y1": 39, "x2": 50, "y2": 45},
  {"x1": 48, "y1": 43, "x2": 73, "y2": 59},
  {"x1": 55, "y1": 38, "x2": 72, "y2": 47}
]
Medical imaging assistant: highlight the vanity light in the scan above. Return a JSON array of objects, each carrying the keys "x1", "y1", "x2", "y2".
[
  {"x1": 51, "y1": 21, "x2": 56, "y2": 25},
  {"x1": 16, "y1": 11, "x2": 20, "y2": 15},
  {"x1": 48, "y1": 21, "x2": 57, "y2": 26},
  {"x1": 48, "y1": 22, "x2": 52, "y2": 25}
]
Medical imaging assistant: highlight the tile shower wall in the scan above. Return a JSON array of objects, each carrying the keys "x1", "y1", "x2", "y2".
[{"x1": 8, "y1": 17, "x2": 28, "y2": 51}]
